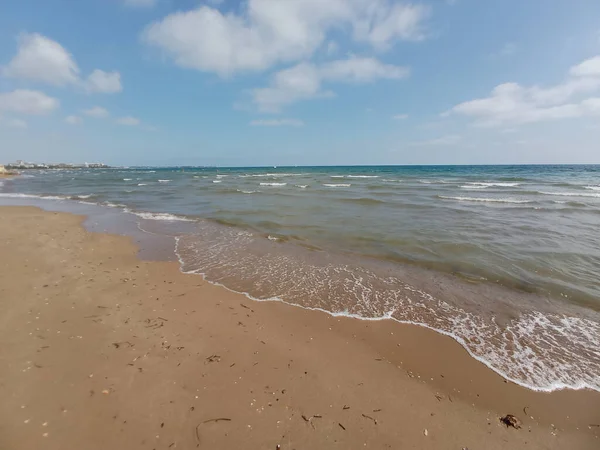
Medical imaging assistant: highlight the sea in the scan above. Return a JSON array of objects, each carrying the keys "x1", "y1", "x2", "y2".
[{"x1": 1, "y1": 165, "x2": 599, "y2": 392}]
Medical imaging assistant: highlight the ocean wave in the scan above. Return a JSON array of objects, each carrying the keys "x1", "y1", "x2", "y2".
[
  {"x1": 240, "y1": 173, "x2": 302, "y2": 178},
  {"x1": 123, "y1": 178, "x2": 132, "y2": 181},
  {"x1": 158, "y1": 179, "x2": 171, "y2": 183},
  {"x1": 175, "y1": 231, "x2": 600, "y2": 393},
  {"x1": 347, "y1": 175, "x2": 380, "y2": 179},
  {"x1": 552, "y1": 200, "x2": 588, "y2": 207},
  {"x1": 260, "y1": 182, "x2": 287, "y2": 186},
  {"x1": 134, "y1": 211, "x2": 194, "y2": 222},
  {"x1": 539, "y1": 191, "x2": 600, "y2": 198},
  {"x1": 71, "y1": 194, "x2": 94, "y2": 199},
  {"x1": 237, "y1": 189, "x2": 259, "y2": 194},
  {"x1": 295, "y1": 185, "x2": 308, "y2": 189},
  {"x1": 0, "y1": 193, "x2": 67, "y2": 200},
  {"x1": 213, "y1": 180, "x2": 222, "y2": 183},
  {"x1": 439, "y1": 196, "x2": 532, "y2": 204},
  {"x1": 323, "y1": 183, "x2": 351, "y2": 187},
  {"x1": 138, "y1": 183, "x2": 148, "y2": 186},
  {"x1": 584, "y1": 186, "x2": 600, "y2": 191},
  {"x1": 460, "y1": 185, "x2": 488, "y2": 189},
  {"x1": 466, "y1": 182, "x2": 521, "y2": 187}
]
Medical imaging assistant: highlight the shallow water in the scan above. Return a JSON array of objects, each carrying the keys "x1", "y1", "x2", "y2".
[{"x1": 2, "y1": 165, "x2": 600, "y2": 392}]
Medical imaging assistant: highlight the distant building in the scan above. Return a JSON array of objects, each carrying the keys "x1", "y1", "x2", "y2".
[{"x1": 5, "y1": 161, "x2": 110, "y2": 170}]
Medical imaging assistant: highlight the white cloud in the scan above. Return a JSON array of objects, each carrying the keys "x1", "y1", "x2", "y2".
[
  {"x1": 124, "y1": 0, "x2": 157, "y2": 8},
  {"x1": 142, "y1": 1, "x2": 429, "y2": 76},
  {"x1": 570, "y1": 56, "x2": 600, "y2": 77},
  {"x1": 352, "y1": 2, "x2": 430, "y2": 49},
  {"x1": 252, "y1": 56, "x2": 408, "y2": 112},
  {"x1": 116, "y1": 116, "x2": 141, "y2": 126},
  {"x1": 3, "y1": 33, "x2": 122, "y2": 94},
  {"x1": 82, "y1": 106, "x2": 109, "y2": 118},
  {"x1": 3, "y1": 33, "x2": 79, "y2": 86},
  {"x1": 392, "y1": 114, "x2": 408, "y2": 119},
  {"x1": 250, "y1": 118, "x2": 304, "y2": 127},
  {"x1": 0, "y1": 89, "x2": 59, "y2": 115},
  {"x1": 6, "y1": 118, "x2": 27, "y2": 129},
  {"x1": 65, "y1": 115, "x2": 82, "y2": 125},
  {"x1": 85, "y1": 70, "x2": 122, "y2": 93},
  {"x1": 449, "y1": 55, "x2": 600, "y2": 126},
  {"x1": 321, "y1": 56, "x2": 409, "y2": 82}
]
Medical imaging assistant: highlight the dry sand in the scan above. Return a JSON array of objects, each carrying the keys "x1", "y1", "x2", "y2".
[{"x1": 0, "y1": 206, "x2": 598, "y2": 449}]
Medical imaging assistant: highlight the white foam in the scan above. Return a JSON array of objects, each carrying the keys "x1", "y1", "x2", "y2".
[
  {"x1": 584, "y1": 186, "x2": 600, "y2": 191},
  {"x1": 134, "y1": 211, "x2": 194, "y2": 222},
  {"x1": 347, "y1": 175, "x2": 380, "y2": 179},
  {"x1": 240, "y1": 173, "x2": 301, "y2": 178},
  {"x1": 0, "y1": 193, "x2": 66, "y2": 200},
  {"x1": 123, "y1": 178, "x2": 132, "y2": 181},
  {"x1": 296, "y1": 185, "x2": 308, "y2": 189},
  {"x1": 137, "y1": 183, "x2": 148, "y2": 186},
  {"x1": 460, "y1": 185, "x2": 488, "y2": 189},
  {"x1": 216, "y1": 174, "x2": 228, "y2": 178},
  {"x1": 439, "y1": 196, "x2": 532, "y2": 204},
  {"x1": 323, "y1": 184, "x2": 351, "y2": 187},
  {"x1": 74, "y1": 194, "x2": 93, "y2": 199},
  {"x1": 539, "y1": 191, "x2": 600, "y2": 198},
  {"x1": 467, "y1": 182, "x2": 521, "y2": 187},
  {"x1": 260, "y1": 182, "x2": 287, "y2": 186},
  {"x1": 158, "y1": 179, "x2": 171, "y2": 183},
  {"x1": 212, "y1": 180, "x2": 222, "y2": 183},
  {"x1": 104, "y1": 202, "x2": 128, "y2": 209},
  {"x1": 238, "y1": 190, "x2": 258, "y2": 194}
]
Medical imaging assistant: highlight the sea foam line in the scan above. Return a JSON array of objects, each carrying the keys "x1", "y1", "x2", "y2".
[
  {"x1": 171, "y1": 237, "x2": 599, "y2": 393},
  {"x1": 540, "y1": 191, "x2": 600, "y2": 198},
  {"x1": 439, "y1": 196, "x2": 531, "y2": 204}
]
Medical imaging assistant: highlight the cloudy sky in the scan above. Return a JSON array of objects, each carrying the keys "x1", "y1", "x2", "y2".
[{"x1": 1, "y1": 0, "x2": 600, "y2": 166}]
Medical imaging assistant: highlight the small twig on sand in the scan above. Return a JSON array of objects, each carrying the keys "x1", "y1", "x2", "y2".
[
  {"x1": 362, "y1": 414, "x2": 378, "y2": 425},
  {"x1": 202, "y1": 418, "x2": 231, "y2": 424},
  {"x1": 240, "y1": 303, "x2": 254, "y2": 312},
  {"x1": 301, "y1": 414, "x2": 322, "y2": 429},
  {"x1": 205, "y1": 354, "x2": 221, "y2": 363},
  {"x1": 338, "y1": 423, "x2": 346, "y2": 430}
]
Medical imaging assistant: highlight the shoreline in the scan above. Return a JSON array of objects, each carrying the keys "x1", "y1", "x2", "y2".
[
  {"x1": 2, "y1": 191, "x2": 598, "y2": 393},
  {"x1": 1, "y1": 206, "x2": 599, "y2": 449}
]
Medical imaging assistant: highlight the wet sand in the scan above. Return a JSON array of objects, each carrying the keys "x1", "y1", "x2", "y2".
[{"x1": 0, "y1": 206, "x2": 598, "y2": 449}]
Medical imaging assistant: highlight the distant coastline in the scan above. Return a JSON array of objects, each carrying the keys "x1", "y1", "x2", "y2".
[{"x1": 4, "y1": 161, "x2": 110, "y2": 170}]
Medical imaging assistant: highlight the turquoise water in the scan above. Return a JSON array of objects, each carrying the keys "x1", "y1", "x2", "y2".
[{"x1": 2, "y1": 165, "x2": 600, "y2": 392}]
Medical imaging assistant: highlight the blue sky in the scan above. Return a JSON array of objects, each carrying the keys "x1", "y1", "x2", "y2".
[{"x1": 1, "y1": 0, "x2": 600, "y2": 166}]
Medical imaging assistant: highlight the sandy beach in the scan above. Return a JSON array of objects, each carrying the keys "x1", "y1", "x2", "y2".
[{"x1": 0, "y1": 206, "x2": 598, "y2": 449}]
